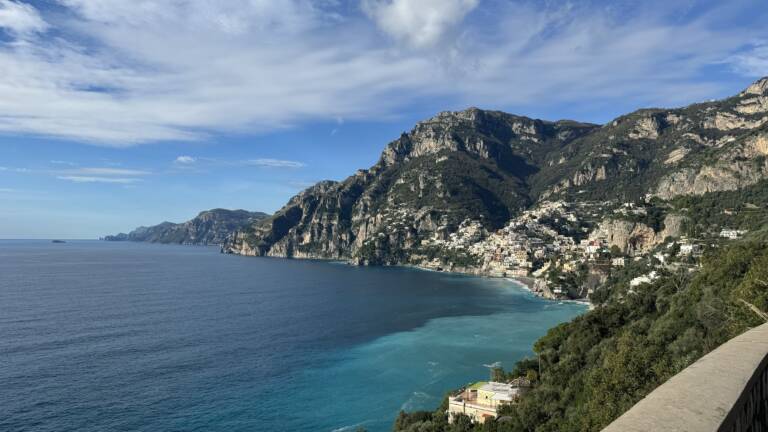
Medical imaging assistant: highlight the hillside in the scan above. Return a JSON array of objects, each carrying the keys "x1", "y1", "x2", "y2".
[
  {"x1": 392, "y1": 234, "x2": 768, "y2": 432},
  {"x1": 224, "y1": 78, "x2": 768, "y2": 269},
  {"x1": 104, "y1": 209, "x2": 269, "y2": 246}
]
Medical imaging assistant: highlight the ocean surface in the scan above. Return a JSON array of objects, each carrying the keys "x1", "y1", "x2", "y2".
[{"x1": 0, "y1": 240, "x2": 585, "y2": 432}]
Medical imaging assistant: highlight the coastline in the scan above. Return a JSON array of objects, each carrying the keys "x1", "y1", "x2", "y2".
[
  {"x1": 298, "y1": 251, "x2": 589, "y2": 304},
  {"x1": 398, "y1": 262, "x2": 585, "y2": 304},
  {"x1": 129, "y1": 240, "x2": 587, "y2": 304}
]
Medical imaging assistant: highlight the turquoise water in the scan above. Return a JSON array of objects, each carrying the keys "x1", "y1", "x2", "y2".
[{"x1": 0, "y1": 241, "x2": 585, "y2": 432}]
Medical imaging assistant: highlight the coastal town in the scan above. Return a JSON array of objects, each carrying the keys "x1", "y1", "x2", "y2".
[{"x1": 411, "y1": 199, "x2": 746, "y2": 302}]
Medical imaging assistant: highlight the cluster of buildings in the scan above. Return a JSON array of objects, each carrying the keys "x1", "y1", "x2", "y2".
[
  {"x1": 415, "y1": 198, "x2": 752, "y2": 301},
  {"x1": 420, "y1": 201, "x2": 587, "y2": 279}
]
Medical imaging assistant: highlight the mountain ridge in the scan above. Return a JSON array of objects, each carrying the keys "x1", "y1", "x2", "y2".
[
  {"x1": 224, "y1": 77, "x2": 768, "y2": 265},
  {"x1": 104, "y1": 208, "x2": 269, "y2": 246}
]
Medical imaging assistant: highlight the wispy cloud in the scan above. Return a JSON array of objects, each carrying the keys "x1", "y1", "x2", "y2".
[
  {"x1": 0, "y1": 0, "x2": 47, "y2": 36},
  {"x1": 56, "y1": 176, "x2": 142, "y2": 184},
  {"x1": 0, "y1": 1, "x2": 764, "y2": 145},
  {"x1": 61, "y1": 167, "x2": 150, "y2": 176},
  {"x1": 171, "y1": 156, "x2": 305, "y2": 169},
  {"x1": 53, "y1": 166, "x2": 150, "y2": 184},
  {"x1": 362, "y1": 0, "x2": 479, "y2": 48},
  {"x1": 3, "y1": 167, "x2": 31, "y2": 173},
  {"x1": 0, "y1": 187, "x2": 14, "y2": 192},
  {"x1": 243, "y1": 159, "x2": 306, "y2": 168},
  {"x1": 174, "y1": 155, "x2": 197, "y2": 165},
  {"x1": 728, "y1": 42, "x2": 768, "y2": 76}
]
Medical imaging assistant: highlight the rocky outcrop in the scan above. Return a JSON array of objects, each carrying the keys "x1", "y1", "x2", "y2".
[
  {"x1": 703, "y1": 111, "x2": 768, "y2": 131},
  {"x1": 628, "y1": 114, "x2": 666, "y2": 139},
  {"x1": 588, "y1": 214, "x2": 684, "y2": 256},
  {"x1": 655, "y1": 162, "x2": 768, "y2": 199},
  {"x1": 104, "y1": 209, "x2": 269, "y2": 245},
  {"x1": 741, "y1": 77, "x2": 768, "y2": 97},
  {"x1": 653, "y1": 129, "x2": 768, "y2": 199}
]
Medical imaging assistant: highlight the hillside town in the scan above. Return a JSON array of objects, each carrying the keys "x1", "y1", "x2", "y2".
[{"x1": 414, "y1": 199, "x2": 744, "y2": 302}]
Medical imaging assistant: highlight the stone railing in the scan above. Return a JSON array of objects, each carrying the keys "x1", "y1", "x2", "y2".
[{"x1": 602, "y1": 322, "x2": 768, "y2": 432}]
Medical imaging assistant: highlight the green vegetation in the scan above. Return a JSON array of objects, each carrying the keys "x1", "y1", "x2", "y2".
[
  {"x1": 671, "y1": 179, "x2": 768, "y2": 237},
  {"x1": 393, "y1": 238, "x2": 768, "y2": 432},
  {"x1": 415, "y1": 244, "x2": 481, "y2": 268}
]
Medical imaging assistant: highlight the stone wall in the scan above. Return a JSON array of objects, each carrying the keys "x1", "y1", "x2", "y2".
[{"x1": 602, "y1": 322, "x2": 768, "y2": 432}]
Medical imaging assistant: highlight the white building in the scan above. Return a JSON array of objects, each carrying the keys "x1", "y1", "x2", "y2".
[
  {"x1": 630, "y1": 271, "x2": 659, "y2": 287},
  {"x1": 720, "y1": 229, "x2": 746, "y2": 240},
  {"x1": 448, "y1": 380, "x2": 531, "y2": 424}
]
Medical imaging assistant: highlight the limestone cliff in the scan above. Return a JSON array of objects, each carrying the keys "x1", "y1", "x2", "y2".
[{"x1": 588, "y1": 215, "x2": 684, "y2": 256}]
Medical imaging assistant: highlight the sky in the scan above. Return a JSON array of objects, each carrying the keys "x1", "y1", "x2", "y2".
[{"x1": 0, "y1": 0, "x2": 767, "y2": 239}]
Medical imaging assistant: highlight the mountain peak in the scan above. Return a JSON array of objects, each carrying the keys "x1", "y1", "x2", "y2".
[{"x1": 742, "y1": 76, "x2": 768, "y2": 96}]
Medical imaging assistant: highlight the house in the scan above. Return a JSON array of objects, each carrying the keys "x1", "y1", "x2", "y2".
[
  {"x1": 581, "y1": 239, "x2": 602, "y2": 255},
  {"x1": 679, "y1": 243, "x2": 701, "y2": 256},
  {"x1": 448, "y1": 381, "x2": 531, "y2": 424},
  {"x1": 720, "y1": 229, "x2": 746, "y2": 240}
]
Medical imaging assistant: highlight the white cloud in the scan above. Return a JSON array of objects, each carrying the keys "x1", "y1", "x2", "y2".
[
  {"x1": 243, "y1": 158, "x2": 306, "y2": 168},
  {"x1": 174, "y1": 155, "x2": 197, "y2": 164},
  {"x1": 0, "y1": 0, "x2": 47, "y2": 36},
  {"x1": 362, "y1": 0, "x2": 478, "y2": 48},
  {"x1": 63, "y1": 167, "x2": 149, "y2": 176},
  {"x1": 0, "y1": 187, "x2": 13, "y2": 192},
  {"x1": 0, "y1": 1, "x2": 763, "y2": 146},
  {"x1": 169, "y1": 156, "x2": 305, "y2": 170},
  {"x1": 57, "y1": 176, "x2": 142, "y2": 184},
  {"x1": 728, "y1": 42, "x2": 768, "y2": 76},
  {"x1": 55, "y1": 166, "x2": 150, "y2": 184}
]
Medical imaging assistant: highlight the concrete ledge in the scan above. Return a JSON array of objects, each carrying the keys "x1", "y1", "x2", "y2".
[{"x1": 601, "y1": 322, "x2": 768, "y2": 432}]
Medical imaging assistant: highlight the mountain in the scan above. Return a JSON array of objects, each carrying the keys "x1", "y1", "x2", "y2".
[
  {"x1": 224, "y1": 77, "x2": 768, "y2": 264},
  {"x1": 225, "y1": 110, "x2": 598, "y2": 262},
  {"x1": 104, "y1": 209, "x2": 269, "y2": 245}
]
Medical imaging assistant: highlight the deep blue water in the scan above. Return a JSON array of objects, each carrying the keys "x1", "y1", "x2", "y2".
[{"x1": 0, "y1": 241, "x2": 585, "y2": 432}]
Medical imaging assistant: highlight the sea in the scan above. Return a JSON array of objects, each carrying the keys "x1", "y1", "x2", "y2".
[{"x1": 0, "y1": 240, "x2": 585, "y2": 432}]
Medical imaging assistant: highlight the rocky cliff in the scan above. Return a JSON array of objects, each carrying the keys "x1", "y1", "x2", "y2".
[
  {"x1": 105, "y1": 209, "x2": 269, "y2": 245},
  {"x1": 533, "y1": 77, "x2": 768, "y2": 202},
  {"x1": 224, "y1": 77, "x2": 768, "y2": 263},
  {"x1": 588, "y1": 214, "x2": 684, "y2": 256},
  {"x1": 225, "y1": 109, "x2": 597, "y2": 263}
]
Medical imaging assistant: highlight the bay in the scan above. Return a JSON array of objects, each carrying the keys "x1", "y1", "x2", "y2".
[{"x1": 0, "y1": 241, "x2": 584, "y2": 432}]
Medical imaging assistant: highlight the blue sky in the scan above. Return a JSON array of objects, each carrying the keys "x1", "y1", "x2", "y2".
[{"x1": 0, "y1": 0, "x2": 767, "y2": 238}]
